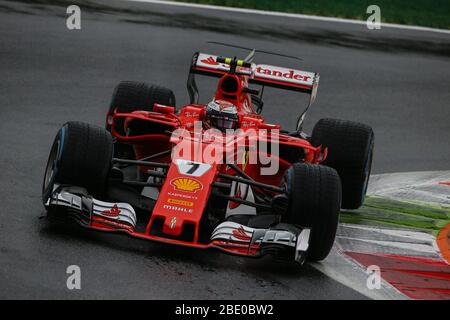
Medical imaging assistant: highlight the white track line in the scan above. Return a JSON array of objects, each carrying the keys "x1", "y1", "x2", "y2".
[
  {"x1": 337, "y1": 236, "x2": 438, "y2": 255},
  {"x1": 126, "y1": 0, "x2": 450, "y2": 35},
  {"x1": 311, "y1": 245, "x2": 407, "y2": 300},
  {"x1": 340, "y1": 224, "x2": 436, "y2": 242}
]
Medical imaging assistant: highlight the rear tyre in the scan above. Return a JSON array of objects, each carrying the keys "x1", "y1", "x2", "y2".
[
  {"x1": 107, "y1": 81, "x2": 176, "y2": 159},
  {"x1": 107, "y1": 81, "x2": 176, "y2": 135},
  {"x1": 311, "y1": 118, "x2": 374, "y2": 210},
  {"x1": 107, "y1": 81, "x2": 176, "y2": 191},
  {"x1": 283, "y1": 163, "x2": 341, "y2": 262},
  {"x1": 42, "y1": 121, "x2": 113, "y2": 205}
]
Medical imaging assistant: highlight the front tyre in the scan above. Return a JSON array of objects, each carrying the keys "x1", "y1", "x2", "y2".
[
  {"x1": 283, "y1": 163, "x2": 341, "y2": 261},
  {"x1": 42, "y1": 121, "x2": 113, "y2": 205}
]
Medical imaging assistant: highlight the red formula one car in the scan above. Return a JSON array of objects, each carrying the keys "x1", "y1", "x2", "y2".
[{"x1": 42, "y1": 50, "x2": 374, "y2": 264}]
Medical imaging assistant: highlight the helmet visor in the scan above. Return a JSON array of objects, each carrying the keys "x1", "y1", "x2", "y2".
[{"x1": 208, "y1": 114, "x2": 238, "y2": 130}]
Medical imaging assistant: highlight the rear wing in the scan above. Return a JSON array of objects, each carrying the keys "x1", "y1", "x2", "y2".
[{"x1": 188, "y1": 52, "x2": 319, "y2": 130}]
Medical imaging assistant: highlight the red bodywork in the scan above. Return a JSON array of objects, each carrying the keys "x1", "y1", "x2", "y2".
[{"x1": 96, "y1": 54, "x2": 324, "y2": 255}]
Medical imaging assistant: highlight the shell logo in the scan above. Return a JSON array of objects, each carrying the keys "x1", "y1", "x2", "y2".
[{"x1": 170, "y1": 178, "x2": 202, "y2": 193}]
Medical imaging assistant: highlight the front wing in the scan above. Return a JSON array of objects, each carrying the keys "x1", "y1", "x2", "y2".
[{"x1": 46, "y1": 186, "x2": 311, "y2": 264}]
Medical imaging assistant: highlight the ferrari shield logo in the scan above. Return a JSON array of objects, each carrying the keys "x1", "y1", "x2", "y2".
[{"x1": 169, "y1": 217, "x2": 177, "y2": 229}]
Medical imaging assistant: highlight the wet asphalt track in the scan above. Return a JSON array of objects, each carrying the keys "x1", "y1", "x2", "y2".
[{"x1": 0, "y1": 0, "x2": 449, "y2": 299}]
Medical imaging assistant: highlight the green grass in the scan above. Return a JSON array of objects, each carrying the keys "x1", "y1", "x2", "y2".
[
  {"x1": 341, "y1": 196, "x2": 450, "y2": 236},
  {"x1": 174, "y1": 0, "x2": 450, "y2": 29}
]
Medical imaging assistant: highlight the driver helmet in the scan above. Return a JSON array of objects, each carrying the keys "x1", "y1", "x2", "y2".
[{"x1": 205, "y1": 99, "x2": 239, "y2": 131}]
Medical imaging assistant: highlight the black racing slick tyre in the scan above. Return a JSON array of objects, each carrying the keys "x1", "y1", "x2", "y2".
[
  {"x1": 106, "y1": 81, "x2": 176, "y2": 135},
  {"x1": 283, "y1": 163, "x2": 341, "y2": 262},
  {"x1": 42, "y1": 122, "x2": 113, "y2": 205},
  {"x1": 311, "y1": 118, "x2": 374, "y2": 210},
  {"x1": 106, "y1": 81, "x2": 176, "y2": 163}
]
